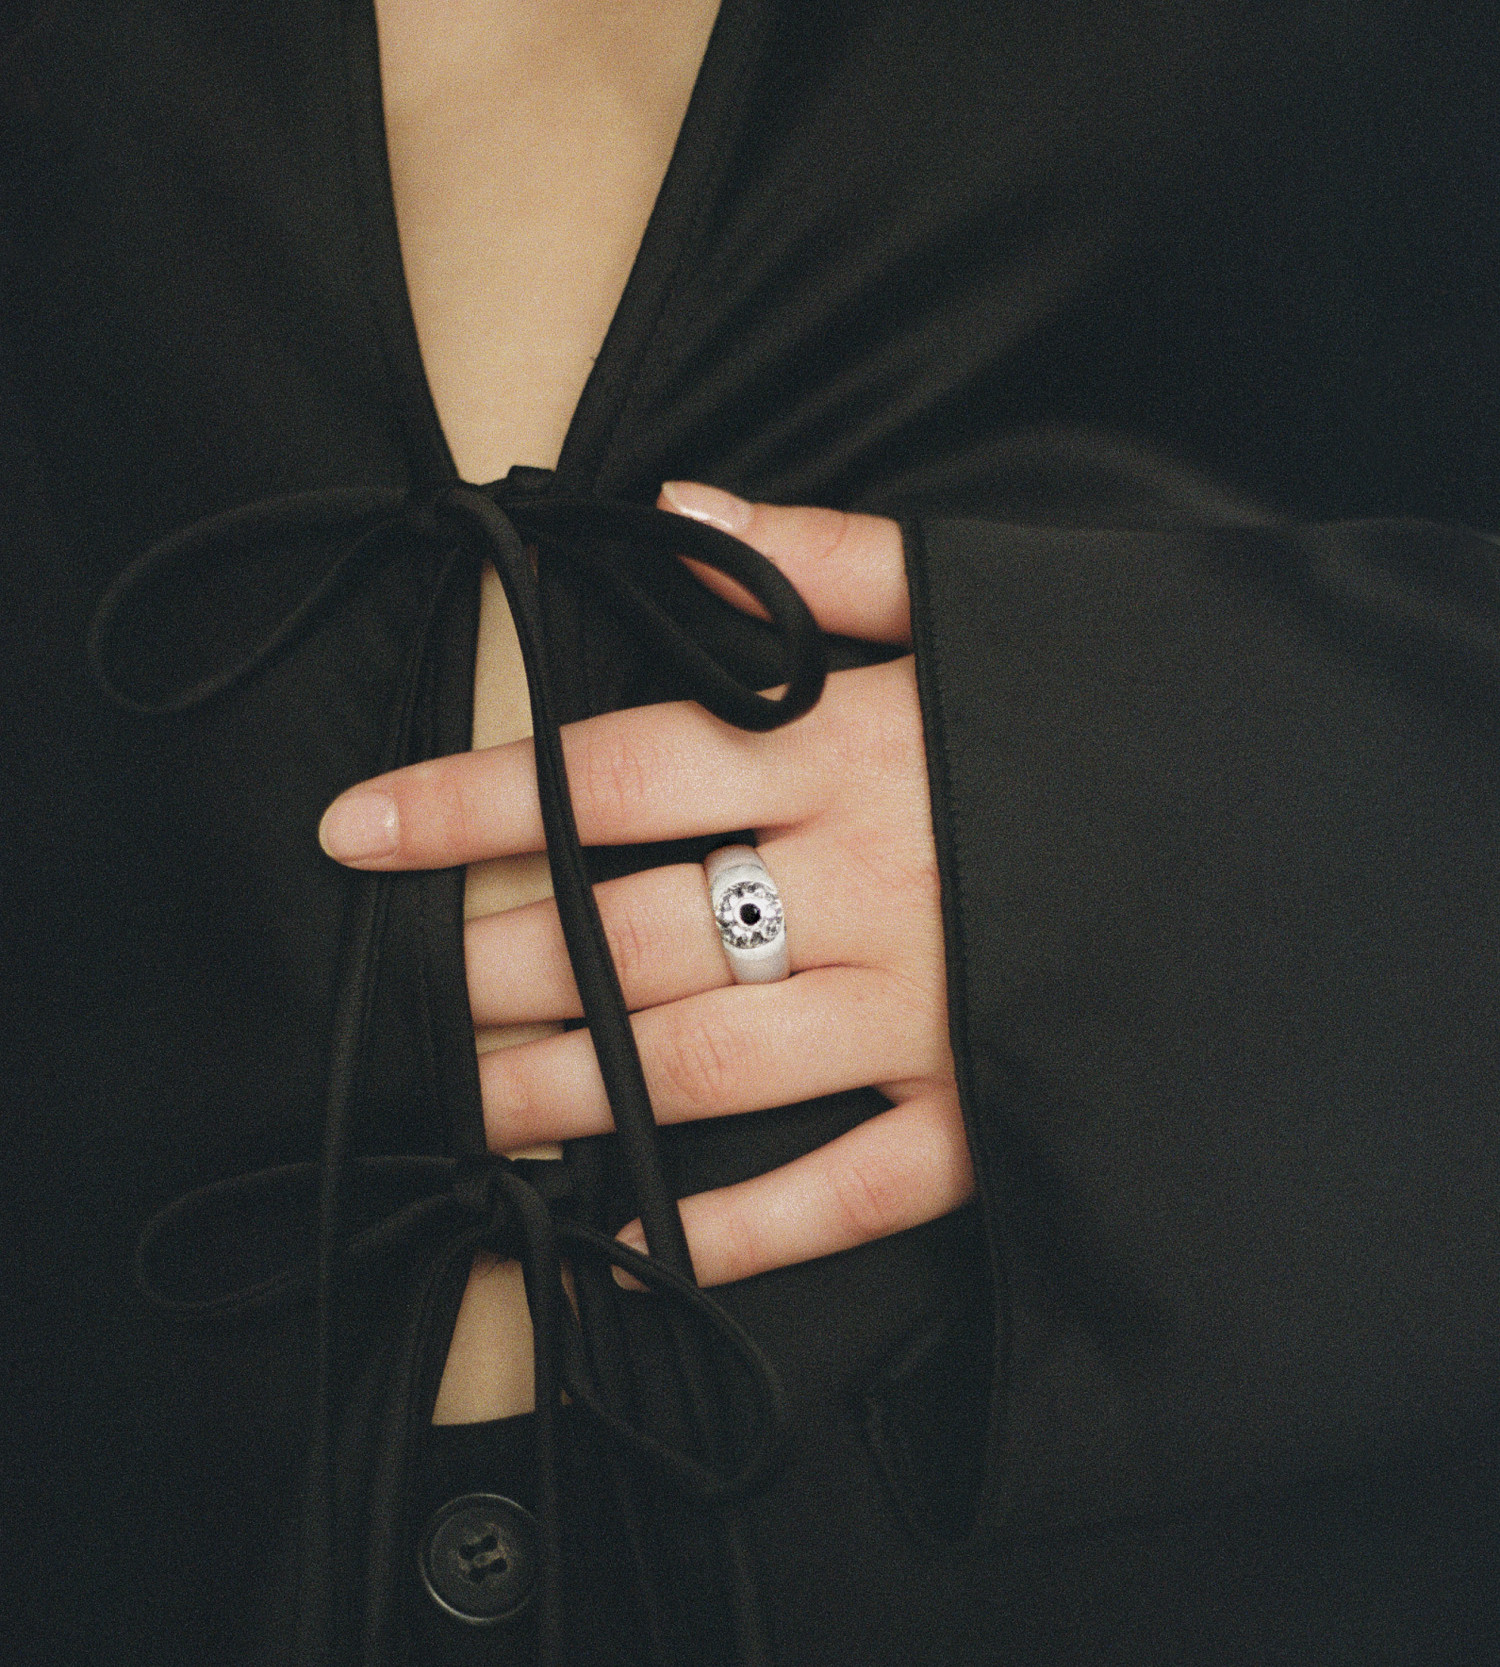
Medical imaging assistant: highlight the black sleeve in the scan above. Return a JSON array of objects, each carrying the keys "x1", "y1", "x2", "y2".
[{"x1": 905, "y1": 512, "x2": 1500, "y2": 1529}]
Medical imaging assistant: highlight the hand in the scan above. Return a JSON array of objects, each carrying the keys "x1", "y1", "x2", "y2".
[{"x1": 318, "y1": 482, "x2": 974, "y2": 1286}]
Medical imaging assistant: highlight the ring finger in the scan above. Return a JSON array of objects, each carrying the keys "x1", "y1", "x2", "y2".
[
  {"x1": 466, "y1": 838, "x2": 845, "y2": 1025},
  {"x1": 467, "y1": 863, "x2": 726, "y2": 1025},
  {"x1": 479, "y1": 964, "x2": 945, "y2": 1149}
]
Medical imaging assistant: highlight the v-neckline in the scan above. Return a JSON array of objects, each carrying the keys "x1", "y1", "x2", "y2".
[{"x1": 338, "y1": 0, "x2": 772, "y2": 498}]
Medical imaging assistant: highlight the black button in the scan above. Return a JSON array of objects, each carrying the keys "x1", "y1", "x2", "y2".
[{"x1": 418, "y1": 1493, "x2": 540, "y2": 1624}]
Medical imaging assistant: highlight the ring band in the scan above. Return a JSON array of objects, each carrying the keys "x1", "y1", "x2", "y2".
[{"x1": 704, "y1": 845, "x2": 790, "y2": 984}]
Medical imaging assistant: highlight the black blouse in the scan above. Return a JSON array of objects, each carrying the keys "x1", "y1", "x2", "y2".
[{"x1": 3, "y1": 3, "x2": 1498, "y2": 1665}]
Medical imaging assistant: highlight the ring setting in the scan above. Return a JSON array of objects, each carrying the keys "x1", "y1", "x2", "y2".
[
  {"x1": 713, "y1": 878, "x2": 784, "y2": 950},
  {"x1": 704, "y1": 846, "x2": 790, "y2": 983}
]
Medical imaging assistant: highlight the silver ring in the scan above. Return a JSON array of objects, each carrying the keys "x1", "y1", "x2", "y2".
[{"x1": 704, "y1": 845, "x2": 789, "y2": 984}]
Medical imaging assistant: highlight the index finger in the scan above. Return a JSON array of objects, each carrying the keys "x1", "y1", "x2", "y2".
[
  {"x1": 316, "y1": 695, "x2": 818, "y2": 870},
  {"x1": 661, "y1": 484, "x2": 911, "y2": 646}
]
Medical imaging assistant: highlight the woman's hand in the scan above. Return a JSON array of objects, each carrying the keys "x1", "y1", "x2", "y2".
[{"x1": 318, "y1": 483, "x2": 973, "y2": 1285}]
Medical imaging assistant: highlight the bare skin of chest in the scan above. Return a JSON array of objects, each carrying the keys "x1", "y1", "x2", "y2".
[{"x1": 373, "y1": 0, "x2": 721, "y2": 1422}]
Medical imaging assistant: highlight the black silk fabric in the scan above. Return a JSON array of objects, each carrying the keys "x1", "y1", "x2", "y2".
[{"x1": 3, "y1": 3, "x2": 1500, "y2": 1664}]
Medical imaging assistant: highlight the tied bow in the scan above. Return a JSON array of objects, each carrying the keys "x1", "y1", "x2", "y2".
[
  {"x1": 133, "y1": 1151, "x2": 785, "y2": 1500},
  {"x1": 89, "y1": 469, "x2": 826, "y2": 1667}
]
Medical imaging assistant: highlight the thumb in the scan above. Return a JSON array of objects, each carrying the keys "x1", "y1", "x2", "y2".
[{"x1": 658, "y1": 481, "x2": 911, "y2": 646}]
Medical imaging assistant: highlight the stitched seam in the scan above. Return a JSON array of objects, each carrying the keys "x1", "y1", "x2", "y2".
[
  {"x1": 564, "y1": 0, "x2": 775, "y2": 490},
  {"x1": 902, "y1": 515, "x2": 1013, "y2": 1539},
  {"x1": 337, "y1": 0, "x2": 458, "y2": 486}
]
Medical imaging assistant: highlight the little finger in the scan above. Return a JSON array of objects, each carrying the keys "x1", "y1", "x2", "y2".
[{"x1": 615, "y1": 1088, "x2": 974, "y2": 1287}]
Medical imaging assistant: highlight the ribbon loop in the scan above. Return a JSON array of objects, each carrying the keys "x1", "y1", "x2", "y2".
[
  {"x1": 87, "y1": 486, "x2": 411, "y2": 714},
  {"x1": 88, "y1": 468, "x2": 827, "y2": 728},
  {"x1": 556, "y1": 1221, "x2": 788, "y2": 1501}
]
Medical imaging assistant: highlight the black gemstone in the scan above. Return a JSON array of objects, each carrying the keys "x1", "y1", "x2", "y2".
[{"x1": 739, "y1": 903, "x2": 761, "y2": 925}]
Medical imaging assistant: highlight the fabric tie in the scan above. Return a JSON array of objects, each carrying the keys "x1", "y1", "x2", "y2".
[
  {"x1": 89, "y1": 468, "x2": 825, "y2": 1667},
  {"x1": 133, "y1": 1151, "x2": 786, "y2": 1497}
]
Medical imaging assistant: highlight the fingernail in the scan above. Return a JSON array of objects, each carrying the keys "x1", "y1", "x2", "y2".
[
  {"x1": 612, "y1": 1222, "x2": 649, "y2": 1292},
  {"x1": 318, "y1": 789, "x2": 398, "y2": 861},
  {"x1": 660, "y1": 480, "x2": 753, "y2": 535}
]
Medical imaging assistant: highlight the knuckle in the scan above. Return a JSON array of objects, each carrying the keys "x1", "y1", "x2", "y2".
[
  {"x1": 480, "y1": 1048, "x2": 535, "y2": 1145},
  {"x1": 580, "y1": 729, "x2": 656, "y2": 829},
  {"x1": 828, "y1": 1146, "x2": 910, "y2": 1245},
  {"x1": 754, "y1": 503, "x2": 853, "y2": 571},
  {"x1": 823, "y1": 677, "x2": 922, "y2": 785},
  {"x1": 605, "y1": 891, "x2": 659, "y2": 996},
  {"x1": 906, "y1": 1098, "x2": 975, "y2": 1208},
  {"x1": 815, "y1": 507, "x2": 859, "y2": 567},
  {"x1": 655, "y1": 1010, "x2": 746, "y2": 1109},
  {"x1": 901, "y1": 853, "x2": 944, "y2": 921},
  {"x1": 742, "y1": 499, "x2": 773, "y2": 546},
  {"x1": 706, "y1": 1197, "x2": 764, "y2": 1286},
  {"x1": 841, "y1": 838, "x2": 942, "y2": 940},
  {"x1": 421, "y1": 768, "x2": 484, "y2": 856},
  {"x1": 865, "y1": 695, "x2": 924, "y2": 778},
  {"x1": 778, "y1": 503, "x2": 857, "y2": 567}
]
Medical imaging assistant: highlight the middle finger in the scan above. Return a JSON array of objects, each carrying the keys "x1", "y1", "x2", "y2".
[{"x1": 466, "y1": 832, "x2": 879, "y2": 1024}]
